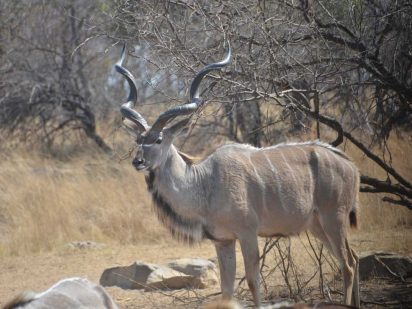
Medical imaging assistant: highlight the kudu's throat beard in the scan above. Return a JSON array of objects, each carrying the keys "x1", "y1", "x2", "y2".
[{"x1": 143, "y1": 169, "x2": 221, "y2": 244}]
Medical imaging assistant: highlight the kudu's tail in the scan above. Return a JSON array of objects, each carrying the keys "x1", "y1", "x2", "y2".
[
  {"x1": 349, "y1": 208, "x2": 358, "y2": 229},
  {"x1": 349, "y1": 176, "x2": 360, "y2": 229}
]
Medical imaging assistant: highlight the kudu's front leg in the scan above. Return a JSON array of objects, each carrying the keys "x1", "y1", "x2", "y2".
[
  {"x1": 239, "y1": 235, "x2": 260, "y2": 307},
  {"x1": 215, "y1": 240, "x2": 236, "y2": 300}
]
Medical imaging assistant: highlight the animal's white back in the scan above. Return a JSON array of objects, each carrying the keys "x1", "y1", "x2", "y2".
[{"x1": 3, "y1": 277, "x2": 118, "y2": 309}]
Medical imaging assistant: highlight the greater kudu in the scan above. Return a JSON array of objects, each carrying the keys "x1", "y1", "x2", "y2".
[
  {"x1": 114, "y1": 45, "x2": 360, "y2": 308},
  {"x1": 3, "y1": 278, "x2": 118, "y2": 309}
]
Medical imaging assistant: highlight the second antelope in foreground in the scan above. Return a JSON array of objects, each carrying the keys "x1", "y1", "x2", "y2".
[{"x1": 114, "y1": 44, "x2": 360, "y2": 308}]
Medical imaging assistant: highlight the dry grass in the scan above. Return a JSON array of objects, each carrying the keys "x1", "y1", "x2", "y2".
[
  {"x1": 0, "y1": 150, "x2": 170, "y2": 256},
  {"x1": 0, "y1": 130, "x2": 411, "y2": 257}
]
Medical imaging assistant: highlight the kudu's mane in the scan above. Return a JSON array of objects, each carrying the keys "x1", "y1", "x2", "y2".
[
  {"x1": 181, "y1": 140, "x2": 353, "y2": 166},
  {"x1": 273, "y1": 140, "x2": 353, "y2": 161}
]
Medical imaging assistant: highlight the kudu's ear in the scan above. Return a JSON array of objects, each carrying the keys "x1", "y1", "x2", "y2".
[{"x1": 164, "y1": 118, "x2": 192, "y2": 137}]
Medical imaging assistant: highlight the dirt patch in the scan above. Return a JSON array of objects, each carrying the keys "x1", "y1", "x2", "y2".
[
  {"x1": 1, "y1": 242, "x2": 411, "y2": 308},
  {"x1": 0, "y1": 243, "x2": 220, "y2": 309}
]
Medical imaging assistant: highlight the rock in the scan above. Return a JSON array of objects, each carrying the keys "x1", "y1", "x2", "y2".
[
  {"x1": 167, "y1": 258, "x2": 219, "y2": 288},
  {"x1": 359, "y1": 251, "x2": 412, "y2": 281},
  {"x1": 100, "y1": 261, "x2": 160, "y2": 289},
  {"x1": 146, "y1": 267, "x2": 202, "y2": 290},
  {"x1": 100, "y1": 258, "x2": 219, "y2": 291}
]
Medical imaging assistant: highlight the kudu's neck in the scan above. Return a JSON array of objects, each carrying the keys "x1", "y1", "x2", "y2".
[
  {"x1": 144, "y1": 144, "x2": 212, "y2": 243},
  {"x1": 157, "y1": 144, "x2": 203, "y2": 190}
]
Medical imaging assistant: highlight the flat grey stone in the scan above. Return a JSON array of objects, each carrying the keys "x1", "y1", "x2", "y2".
[
  {"x1": 167, "y1": 258, "x2": 218, "y2": 288},
  {"x1": 145, "y1": 267, "x2": 201, "y2": 290},
  {"x1": 359, "y1": 251, "x2": 412, "y2": 281},
  {"x1": 100, "y1": 261, "x2": 159, "y2": 289}
]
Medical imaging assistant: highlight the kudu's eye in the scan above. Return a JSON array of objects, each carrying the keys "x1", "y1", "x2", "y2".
[{"x1": 155, "y1": 137, "x2": 162, "y2": 144}]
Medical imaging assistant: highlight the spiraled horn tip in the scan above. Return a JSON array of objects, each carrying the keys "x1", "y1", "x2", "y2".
[{"x1": 116, "y1": 43, "x2": 127, "y2": 67}]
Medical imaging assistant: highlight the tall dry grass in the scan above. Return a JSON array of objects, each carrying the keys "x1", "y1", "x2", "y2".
[
  {"x1": 0, "y1": 129, "x2": 411, "y2": 257},
  {"x1": 0, "y1": 149, "x2": 169, "y2": 256}
]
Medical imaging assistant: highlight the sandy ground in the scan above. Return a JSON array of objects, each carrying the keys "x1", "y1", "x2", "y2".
[
  {"x1": 0, "y1": 242, "x2": 222, "y2": 308},
  {"x1": 0, "y1": 236, "x2": 411, "y2": 308}
]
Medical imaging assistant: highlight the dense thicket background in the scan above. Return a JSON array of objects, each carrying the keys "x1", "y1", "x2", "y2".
[{"x1": 1, "y1": 0, "x2": 411, "y2": 209}]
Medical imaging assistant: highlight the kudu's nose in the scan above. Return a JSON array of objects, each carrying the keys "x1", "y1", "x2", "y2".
[{"x1": 132, "y1": 158, "x2": 145, "y2": 167}]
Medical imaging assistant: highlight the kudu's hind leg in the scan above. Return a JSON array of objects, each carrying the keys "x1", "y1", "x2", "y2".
[
  {"x1": 346, "y1": 239, "x2": 360, "y2": 308},
  {"x1": 239, "y1": 235, "x2": 261, "y2": 307},
  {"x1": 320, "y1": 217, "x2": 356, "y2": 306},
  {"x1": 215, "y1": 240, "x2": 236, "y2": 300}
]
